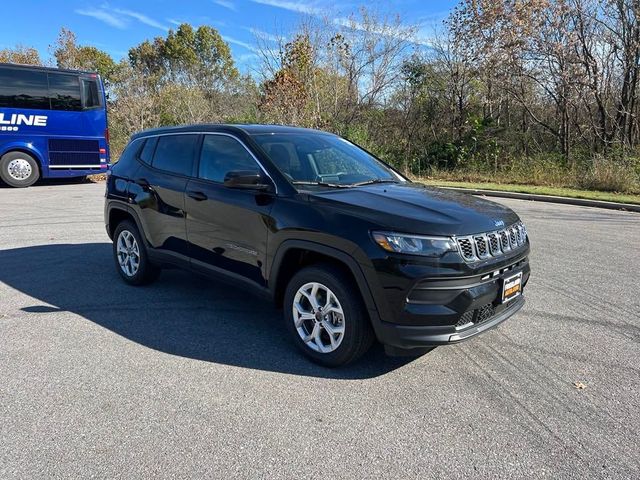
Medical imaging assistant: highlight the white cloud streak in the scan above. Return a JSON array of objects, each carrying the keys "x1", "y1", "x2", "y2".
[
  {"x1": 244, "y1": 27, "x2": 279, "y2": 43},
  {"x1": 75, "y1": 6, "x2": 170, "y2": 31},
  {"x1": 222, "y1": 35, "x2": 259, "y2": 53},
  {"x1": 250, "y1": 0, "x2": 323, "y2": 16},
  {"x1": 213, "y1": 0, "x2": 237, "y2": 11},
  {"x1": 75, "y1": 8, "x2": 128, "y2": 29},
  {"x1": 114, "y1": 8, "x2": 170, "y2": 31}
]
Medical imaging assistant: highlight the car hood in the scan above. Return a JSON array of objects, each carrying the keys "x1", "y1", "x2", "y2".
[{"x1": 307, "y1": 182, "x2": 520, "y2": 236}]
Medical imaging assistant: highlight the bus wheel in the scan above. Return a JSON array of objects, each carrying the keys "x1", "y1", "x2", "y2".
[{"x1": 0, "y1": 151, "x2": 40, "y2": 188}]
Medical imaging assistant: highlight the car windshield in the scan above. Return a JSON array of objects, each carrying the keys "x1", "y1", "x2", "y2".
[{"x1": 250, "y1": 132, "x2": 405, "y2": 187}]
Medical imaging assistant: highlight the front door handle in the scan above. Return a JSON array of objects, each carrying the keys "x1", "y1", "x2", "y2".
[{"x1": 187, "y1": 190, "x2": 208, "y2": 201}]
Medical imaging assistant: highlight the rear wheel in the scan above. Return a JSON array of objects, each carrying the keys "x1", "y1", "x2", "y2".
[
  {"x1": 0, "y1": 151, "x2": 40, "y2": 187},
  {"x1": 284, "y1": 264, "x2": 374, "y2": 367},
  {"x1": 112, "y1": 220, "x2": 161, "y2": 285}
]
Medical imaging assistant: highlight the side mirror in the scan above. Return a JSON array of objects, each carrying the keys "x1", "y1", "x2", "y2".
[{"x1": 223, "y1": 170, "x2": 272, "y2": 191}]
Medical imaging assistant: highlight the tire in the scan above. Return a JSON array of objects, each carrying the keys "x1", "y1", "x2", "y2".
[
  {"x1": 112, "y1": 220, "x2": 161, "y2": 285},
  {"x1": 284, "y1": 264, "x2": 374, "y2": 367},
  {"x1": 0, "y1": 151, "x2": 40, "y2": 188}
]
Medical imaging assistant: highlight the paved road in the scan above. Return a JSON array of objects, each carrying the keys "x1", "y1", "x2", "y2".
[{"x1": 1, "y1": 182, "x2": 639, "y2": 479}]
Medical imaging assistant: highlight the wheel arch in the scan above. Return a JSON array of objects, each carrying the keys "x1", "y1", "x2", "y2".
[
  {"x1": 269, "y1": 240, "x2": 380, "y2": 321},
  {"x1": 0, "y1": 147, "x2": 44, "y2": 178},
  {"x1": 106, "y1": 203, "x2": 149, "y2": 247}
]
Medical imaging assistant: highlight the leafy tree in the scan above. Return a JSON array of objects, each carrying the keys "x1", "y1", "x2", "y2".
[
  {"x1": 51, "y1": 28, "x2": 119, "y2": 87},
  {"x1": 129, "y1": 24, "x2": 238, "y2": 92},
  {"x1": 0, "y1": 45, "x2": 42, "y2": 65}
]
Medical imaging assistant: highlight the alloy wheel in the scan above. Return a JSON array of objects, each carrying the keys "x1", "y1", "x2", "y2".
[
  {"x1": 116, "y1": 230, "x2": 140, "y2": 277},
  {"x1": 292, "y1": 282, "x2": 345, "y2": 353}
]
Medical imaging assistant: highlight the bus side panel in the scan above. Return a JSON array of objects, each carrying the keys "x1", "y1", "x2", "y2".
[
  {"x1": 0, "y1": 131, "x2": 48, "y2": 175},
  {"x1": 0, "y1": 106, "x2": 109, "y2": 179}
]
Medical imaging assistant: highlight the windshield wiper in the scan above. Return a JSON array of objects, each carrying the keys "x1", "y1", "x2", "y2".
[
  {"x1": 349, "y1": 178, "x2": 399, "y2": 187},
  {"x1": 291, "y1": 181, "x2": 351, "y2": 188}
]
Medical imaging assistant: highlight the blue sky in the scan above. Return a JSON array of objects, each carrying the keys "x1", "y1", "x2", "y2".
[{"x1": 1, "y1": 1, "x2": 456, "y2": 71}]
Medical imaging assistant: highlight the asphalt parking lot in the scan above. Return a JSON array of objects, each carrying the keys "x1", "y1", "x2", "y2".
[{"x1": 1, "y1": 182, "x2": 639, "y2": 479}]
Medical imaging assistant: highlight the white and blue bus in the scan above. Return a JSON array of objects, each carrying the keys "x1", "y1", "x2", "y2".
[{"x1": 0, "y1": 63, "x2": 110, "y2": 187}]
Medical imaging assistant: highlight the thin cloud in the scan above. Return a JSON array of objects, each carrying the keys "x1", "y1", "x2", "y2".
[
  {"x1": 333, "y1": 16, "x2": 431, "y2": 47},
  {"x1": 213, "y1": 0, "x2": 237, "y2": 11},
  {"x1": 75, "y1": 6, "x2": 169, "y2": 32},
  {"x1": 250, "y1": 0, "x2": 323, "y2": 16},
  {"x1": 238, "y1": 53, "x2": 259, "y2": 62},
  {"x1": 244, "y1": 27, "x2": 279, "y2": 43},
  {"x1": 114, "y1": 8, "x2": 170, "y2": 31},
  {"x1": 222, "y1": 35, "x2": 259, "y2": 53},
  {"x1": 75, "y1": 8, "x2": 128, "y2": 29}
]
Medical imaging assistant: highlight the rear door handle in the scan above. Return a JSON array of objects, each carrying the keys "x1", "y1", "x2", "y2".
[{"x1": 187, "y1": 190, "x2": 208, "y2": 201}]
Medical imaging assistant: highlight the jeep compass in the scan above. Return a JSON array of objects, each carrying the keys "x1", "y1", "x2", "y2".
[{"x1": 104, "y1": 125, "x2": 531, "y2": 366}]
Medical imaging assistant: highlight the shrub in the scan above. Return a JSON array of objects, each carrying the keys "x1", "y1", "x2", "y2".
[{"x1": 576, "y1": 156, "x2": 639, "y2": 194}]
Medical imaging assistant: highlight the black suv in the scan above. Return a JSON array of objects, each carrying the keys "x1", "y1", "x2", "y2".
[{"x1": 105, "y1": 125, "x2": 530, "y2": 366}]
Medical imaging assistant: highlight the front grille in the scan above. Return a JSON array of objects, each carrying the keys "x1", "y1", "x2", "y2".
[
  {"x1": 509, "y1": 227, "x2": 517, "y2": 247},
  {"x1": 456, "y1": 221, "x2": 527, "y2": 263},
  {"x1": 474, "y1": 235, "x2": 489, "y2": 259},
  {"x1": 458, "y1": 238, "x2": 475, "y2": 261},
  {"x1": 487, "y1": 233, "x2": 500, "y2": 255},
  {"x1": 499, "y1": 230, "x2": 510, "y2": 251},
  {"x1": 456, "y1": 310, "x2": 475, "y2": 327},
  {"x1": 476, "y1": 304, "x2": 495, "y2": 323},
  {"x1": 455, "y1": 303, "x2": 496, "y2": 328}
]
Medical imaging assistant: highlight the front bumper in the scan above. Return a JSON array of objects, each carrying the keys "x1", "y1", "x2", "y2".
[
  {"x1": 369, "y1": 254, "x2": 530, "y2": 349},
  {"x1": 376, "y1": 295, "x2": 525, "y2": 348}
]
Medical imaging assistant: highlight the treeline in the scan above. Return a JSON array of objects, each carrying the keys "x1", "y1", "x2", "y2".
[{"x1": 1, "y1": 1, "x2": 640, "y2": 193}]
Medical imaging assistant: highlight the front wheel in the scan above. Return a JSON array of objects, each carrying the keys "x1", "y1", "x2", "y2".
[
  {"x1": 284, "y1": 264, "x2": 374, "y2": 367},
  {"x1": 112, "y1": 220, "x2": 161, "y2": 285},
  {"x1": 0, "y1": 151, "x2": 40, "y2": 187}
]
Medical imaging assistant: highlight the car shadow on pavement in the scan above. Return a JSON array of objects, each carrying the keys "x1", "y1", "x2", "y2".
[{"x1": 0, "y1": 243, "x2": 420, "y2": 379}]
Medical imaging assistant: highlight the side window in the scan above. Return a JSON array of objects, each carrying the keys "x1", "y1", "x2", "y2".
[
  {"x1": 139, "y1": 137, "x2": 158, "y2": 165},
  {"x1": 81, "y1": 78, "x2": 101, "y2": 109},
  {"x1": 199, "y1": 135, "x2": 259, "y2": 183},
  {"x1": 117, "y1": 138, "x2": 143, "y2": 165},
  {"x1": 0, "y1": 67, "x2": 49, "y2": 110},
  {"x1": 48, "y1": 73, "x2": 82, "y2": 111},
  {"x1": 152, "y1": 134, "x2": 198, "y2": 176}
]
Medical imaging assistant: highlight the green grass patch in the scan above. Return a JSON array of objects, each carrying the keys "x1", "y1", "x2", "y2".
[{"x1": 418, "y1": 179, "x2": 640, "y2": 206}]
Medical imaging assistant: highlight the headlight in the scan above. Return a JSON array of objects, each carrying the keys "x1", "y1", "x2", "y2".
[{"x1": 372, "y1": 231, "x2": 458, "y2": 257}]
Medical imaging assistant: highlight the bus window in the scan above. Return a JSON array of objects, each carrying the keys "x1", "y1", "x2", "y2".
[
  {"x1": 48, "y1": 72, "x2": 82, "y2": 111},
  {"x1": 0, "y1": 67, "x2": 49, "y2": 110},
  {"x1": 81, "y1": 78, "x2": 101, "y2": 109}
]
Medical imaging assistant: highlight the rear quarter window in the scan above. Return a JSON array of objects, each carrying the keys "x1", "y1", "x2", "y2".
[
  {"x1": 117, "y1": 138, "x2": 143, "y2": 165},
  {"x1": 151, "y1": 134, "x2": 198, "y2": 176},
  {"x1": 138, "y1": 137, "x2": 158, "y2": 165}
]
